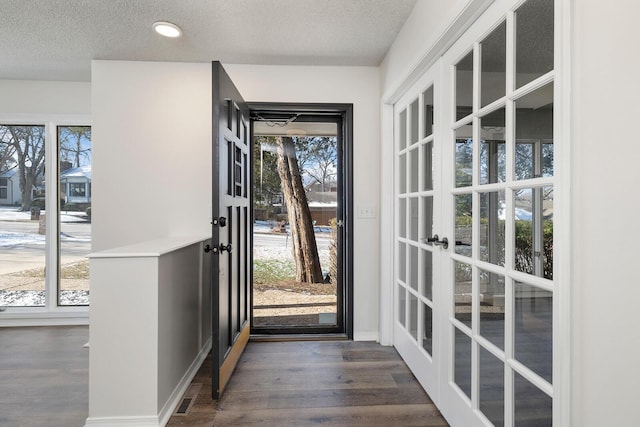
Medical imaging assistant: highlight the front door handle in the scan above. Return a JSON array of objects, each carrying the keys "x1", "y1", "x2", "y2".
[
  {"x1": 424, "y1": 234, "x2": 449, "y2": 249},
  {"x1": 203, "y1": 243, "x2": 232, "y2": 254}
]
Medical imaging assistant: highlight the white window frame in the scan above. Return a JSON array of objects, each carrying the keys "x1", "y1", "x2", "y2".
[{"x1": 0, "y1": 114, "x2": 91, "y2": 326}]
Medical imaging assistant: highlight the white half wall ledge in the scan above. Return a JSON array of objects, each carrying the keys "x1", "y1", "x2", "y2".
[{"x1": 354, "y1": 331, "x2": 379, "y2": 342}]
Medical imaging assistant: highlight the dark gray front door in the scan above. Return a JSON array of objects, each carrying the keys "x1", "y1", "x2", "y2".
[{"x1": 210, "y1": 61, "x2": 250, "y2": 399}]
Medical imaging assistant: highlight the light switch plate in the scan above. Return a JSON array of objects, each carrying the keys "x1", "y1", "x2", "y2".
[{"x1": 358, "y1": 205, "x2": 376, "y2": 218}]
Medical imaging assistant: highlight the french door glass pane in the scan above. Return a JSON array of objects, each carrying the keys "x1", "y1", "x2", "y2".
[
  {"x1": 0, "y1": 125, "x2": 46, "y2": 307},
  {"x1": 409, "y1": 293, "x2": 418, "y2": 340},
  {"x1": 399, "y1": 153, "x2": 407, "y2": 193},
  {"x1": 481, "y1": 21, "x2": 506, "y2": 107},
  {"x1": 409, "y1": 244, "x2": 419, "y2": 291},
  {"x1": 410, "y1": 147, "x2": 419, "y2": 193},
  {"x1": 422, "y1": 141, "x2": 434, "y2": 191},
  {"x1": 398, "y1": 285, "x2": 406, "y2": 327},
  {"x1": 410, "y1": 99, "x2": 419, "y2": 145},
  {"x1": 422, "y1": 302, "x2": 433, "y2": 355},
  {"x1": 479, "y1": 346, "x2": 505, "y2": 427},
  {"x1": 455, "y1": 51, "x2": 474, "y2": 120},
  {"x1": 399, "y1": 109, "x2": 407, "y2": 151},
  {"x1": 514, "y1": 186, "x2": 553, "y2": 279},
  {"x1": 399, "y1": 198, "x2": 406, "y2": 238},
  {"x1": 454, "y1": 261, "x2": 472, "y2": 328},
  {"x1": 454, "y1": 327, "x2": 472, "y2": 399},
  {"x1": 479, "y1": 269, "x2": 505, "y2": 350},
  {"x1": 480, "y1": 190, "x2": 505, "y2": 266},
  {"x1": 515, "y1": 0, "x2": 554, "y2": 89},
  {"x1": 514, "y1": 371, "x2": 552, "y2": 426},
  {"x1": 58, "y1": 126, "x2": 91, "y2": 306},
  {"x1": 423, "y1": 86, "x2": 434, "y2": 138},
  {"x1": 515, "y1": 283, "x2": 553, "y2": 383},
  {"x1": 410, "y1": 197, "x2": 419, "y2": 241},
  {"x1": 455, "y1": 126, "x2": 473, "y2": 187},
  {"x1": 422, "y1": 196, "x2": 433, "y2": 244},
  {"x1": 515, "y1": 83, "x2": 554, "y2": 180},
  {"x1": 480, "y1": 108, "x2": 506, "y2": 184},
  {"x1": 455, "y1": 194, "x2": 472, "y2": 256},
  {"x1": 398, "y1": 242, "x2": 406, "y2": 283},
  {"x1": 421, "y1": 248, "x2": 433, "y2": 300}
]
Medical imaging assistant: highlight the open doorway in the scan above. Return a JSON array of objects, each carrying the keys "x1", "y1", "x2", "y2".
[{"x1": 249, "y1": 103, "x2": 352, "y2": 336}]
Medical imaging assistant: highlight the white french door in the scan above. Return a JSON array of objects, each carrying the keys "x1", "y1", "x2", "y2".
[{"x1": 394, "y1": 0, "x2": 563, "y2": 426}]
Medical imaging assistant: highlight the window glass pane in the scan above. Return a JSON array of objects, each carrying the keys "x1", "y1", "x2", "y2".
[
  {"x1": 455, "y1": 126, "x2": 473, "y2": 187},
  {"x1": 423, "y1": 86, "x2": 434, "y2": 138},
  {"x1": 455, "y1": 194, "x2": 472, "y2": 257},
  {"x1": 480, "y1": 108, "x2": 506, "y2": 184},
  {"x1": 454, "y1": 261, "x2": 472, "y2": 328},
  {"x1": 456, "y1": 51, "x2": 474, "y2": 120},
  {"x1": 410, "y1": 99, "x2": 419, "y2": 145},
  {"x1": 422, "y1": 140, "x2": 433, "y2": 191},
  {"x1": 399, "y1": 109, "x2": 407, "y2": 151},
  {"x1": 481, "y1": 21, "x2": 506, "y2": 107},
  {"x1": 422, "y1": 302, "x2": 433, "y2": 355},
  {"x1": 515, "y1": 283, "x2": 553, "y2": 383},
  {"x1": 58, "y1": 126, "x2": 91, "y2": 306},
  {"x1": 515, "y1": 83, "x2": 553, "y2": 180},
  {"x1": 0, "y1": 125, "x2": 46, "y2": 307},
  {"x1": 479, "y1": 346, "x2": 504, "y2": 427},
  {"x1": 421, "y1": 249, "x2": 433, "y2": 300},
  {"x1": 479, "y1": 269, "x2": 505, "y2": 350},
  {"x1": 480, "y1": 191, "x2": 505, "y2": 266},
  {"x1": 409, "y1": 197, "x2": 419, "y2": 242},
  {"x1": 514, "y1": 186, "x2": 553, "y2": 280},
  {"x1": 398, "y1": 285, "x2": 406, "y2": 327},
  {"x1": 515, "y1": 0, "x2": 554, "y2": 88},
  {"x1": 514, "y1": 371, "x2": 552, "y2": 426},
  {"x1": 409, "y1": 293, "x2": 418, "y2": 340},
  {"x1": 454, "y1": 327, "x2": 472, "y2": 399},
  {"x1": 409, "y1": 244, "x2": 418, "y2": 291}
]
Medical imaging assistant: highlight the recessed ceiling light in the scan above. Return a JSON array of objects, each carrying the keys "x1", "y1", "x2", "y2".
[{"x1": 152, "y1": 21, "x2": 182, "y2": 38}]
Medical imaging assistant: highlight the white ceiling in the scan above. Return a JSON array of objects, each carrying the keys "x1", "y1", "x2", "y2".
[{"x1": 1, "y1": 0, "x2": 418, "y2": 82}]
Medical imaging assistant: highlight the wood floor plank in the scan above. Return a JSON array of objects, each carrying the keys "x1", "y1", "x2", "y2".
[{"x1": 166, "y1": 340, "x2": 449, "y2": 427}]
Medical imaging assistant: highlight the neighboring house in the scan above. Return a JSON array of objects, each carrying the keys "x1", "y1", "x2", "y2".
[
  {"x1": 0, "y1": 169, "x2": 20, "y2": 205},
  {"x1": 60, "y1": 165, "x2": 91, "y2": 204}
]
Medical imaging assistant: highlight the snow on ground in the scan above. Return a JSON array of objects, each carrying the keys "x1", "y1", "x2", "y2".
[
  {"x1": 0, "y1": 290, "x2": 89, "y2": 307},
  {"x1": 0, "y1": 206, "x2": 88, "y2": 223}
]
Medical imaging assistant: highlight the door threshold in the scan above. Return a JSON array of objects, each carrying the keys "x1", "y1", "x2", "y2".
[{"x1": 249, "y1": 333, "x2": 348, "y2": 342}]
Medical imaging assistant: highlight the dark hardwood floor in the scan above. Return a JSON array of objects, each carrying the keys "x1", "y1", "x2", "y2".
[
  {"x1": 0, "y1": 325, "x2": 89, "y2": 427},
  {"x1": 168, "y1": 340, "x2": 448, "y2": 426},
  {"x1": 0, "y1": 327, "x2": 448, "y2": 426}
]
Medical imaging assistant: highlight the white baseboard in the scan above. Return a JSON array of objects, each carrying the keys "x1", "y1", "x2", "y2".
[
  {"x1": 353, "y1": 331, "x2": 379, "y2": 342},
  {"x1": 84, "y1": 415, "x2": 159, "y2": 426},
  {"x1": 158, "y1": 337, "x2": 212, "y2": 426}
]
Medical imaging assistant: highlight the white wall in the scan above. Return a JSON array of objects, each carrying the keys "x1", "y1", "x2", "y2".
[
  {"x1": 571, "y1": 1, "x2": 640, "y2": 425},
  {"x1": 224, "y1": 64, "x2": 381, "y2": 340},
  {"x1": 92, "y1": 61, "x2": 381, "y2": 339},
  {"x1": 0, "y1": 79, "x2": 90, "y2": 115},
  {"x1": 91, "y1": 61, "x2": 212, "y2": 251},
  {"x1": 380, "y1": 0, "x2": 471, "y2": 97}
]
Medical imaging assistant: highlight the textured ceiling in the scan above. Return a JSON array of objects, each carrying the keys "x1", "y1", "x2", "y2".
[{"x1": 0, "y1": 0, "x2": 418, "y2": 82}]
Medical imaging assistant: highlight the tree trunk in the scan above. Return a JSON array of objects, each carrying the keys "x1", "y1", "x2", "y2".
[{"x1": 275, "y1": 136, "x2": 324, "y2": 283}]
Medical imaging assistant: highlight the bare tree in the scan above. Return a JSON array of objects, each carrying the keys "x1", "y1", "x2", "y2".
[
  {"x1": 0, "y1": 125, "x2": 45, "y2": 211},
  {"x1": 59, "y1": 126, "x2": 92, "y2": 168},
  {"x1": 275, "y1": 136, "x2": 324, "y2": 283}
]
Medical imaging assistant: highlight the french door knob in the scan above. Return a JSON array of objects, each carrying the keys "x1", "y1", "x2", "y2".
[
  {"x1": 219, "y1": 243, "x2": 232, "y2": 253},
  {"x1": 424, "y1": 234, "x2": 449, "y2": 249}
]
